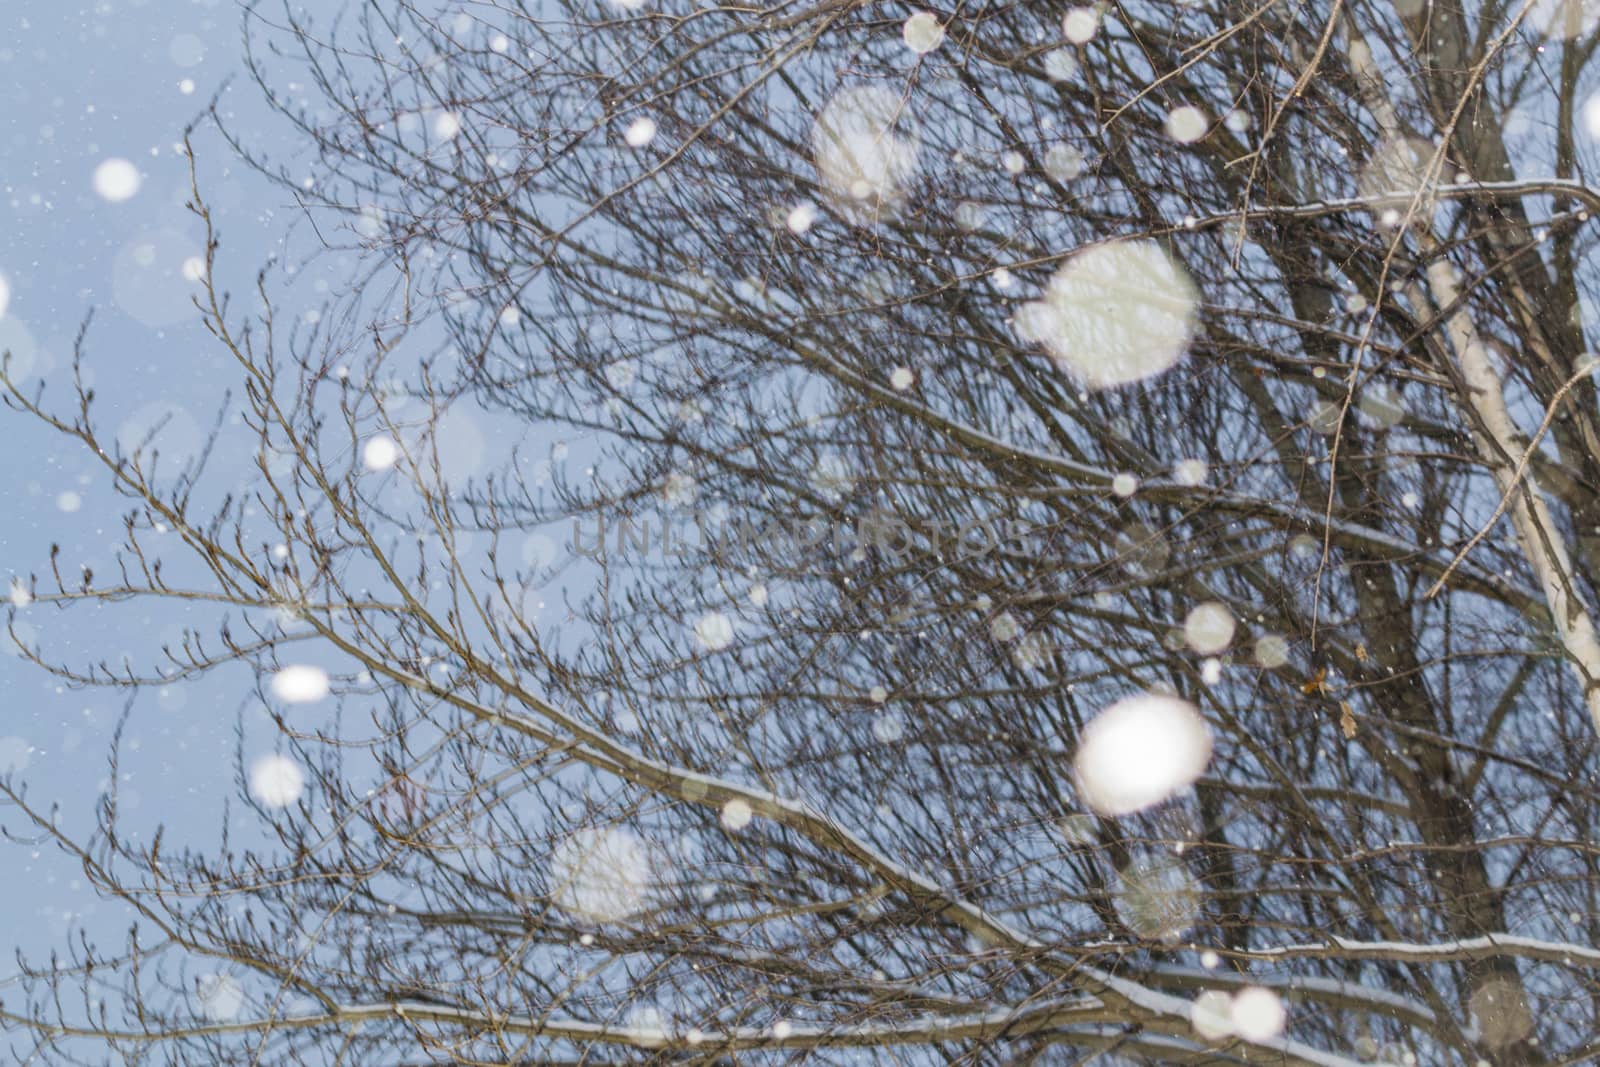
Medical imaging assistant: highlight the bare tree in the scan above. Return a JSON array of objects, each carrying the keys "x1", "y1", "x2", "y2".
[{"x1": 8, "y1": 0, "x2": 1600, "y2": 1063}]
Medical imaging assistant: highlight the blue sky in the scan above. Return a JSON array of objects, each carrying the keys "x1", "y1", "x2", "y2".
[{"x1": 0, "y1": 0, "x2": 353, "y2": 969}]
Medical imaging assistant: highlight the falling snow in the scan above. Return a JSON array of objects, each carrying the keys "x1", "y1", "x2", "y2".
[
  {"x1": 1013, "y1": 241, "x2": 1199, "y2": 389},
  {"x1": 901, "y1": 12, "x2": 945, "y2": 54},
  {"x1": 1074, "y1": 694, "x2": 1213, "y2": 815},
  {"x1": 548, "y1": 827, "x2": 652, "y2": 923},
  {"x1": 248, "y1": 755, "x2": 306, "y2": 808},
  {"x1": 270, "y1": 665, "x2": 331, "y2": 703}
]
